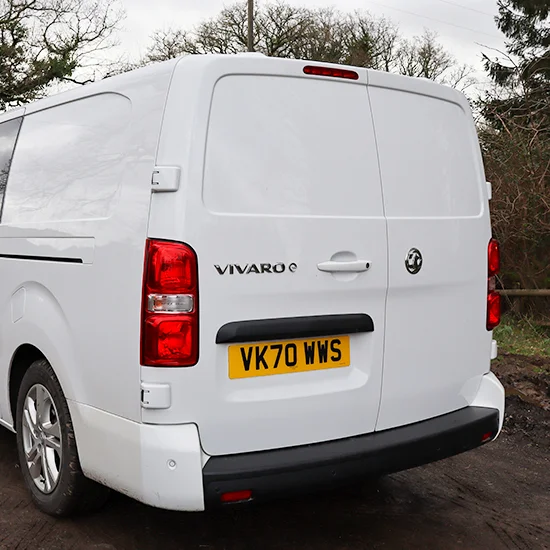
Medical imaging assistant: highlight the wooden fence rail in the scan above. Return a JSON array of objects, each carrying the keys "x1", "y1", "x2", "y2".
[{"x1": 497, "y1": 289, "x2": 550, "y2": 297}]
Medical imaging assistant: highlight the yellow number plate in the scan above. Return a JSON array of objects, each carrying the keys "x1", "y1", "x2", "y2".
[{"x1": 228, "y1": 336, "x2": 350, "y2": 379}]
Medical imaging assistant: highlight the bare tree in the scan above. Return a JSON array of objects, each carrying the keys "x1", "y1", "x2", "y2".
[
  {"x1": 131, "y1": 2, "x2": 476, "y2": 92},
  {"x1": 480, "y1": 107, "x2": 550, "y2": 291},
  {"x1": 0, "y1": 0, "x2": 123, "y2": 109},
  {"x1": 145, "y1": 28, "x2": 190, "y2": 63}
]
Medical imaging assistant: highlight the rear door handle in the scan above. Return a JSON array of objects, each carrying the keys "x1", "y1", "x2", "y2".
[{"x1": 317, "y1": 260, "x2": 371, "y2": 273}]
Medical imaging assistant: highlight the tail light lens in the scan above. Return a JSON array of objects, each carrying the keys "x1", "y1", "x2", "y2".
[
  {"x1": 487, "y1": 238, "x2": 501, "y2": 331},
  {"x1": 488, "y1": 238, "x2": 500, "y2": 277},
  {"x1": 141, "y1": 240, "x2": 199, "y2": 367}
]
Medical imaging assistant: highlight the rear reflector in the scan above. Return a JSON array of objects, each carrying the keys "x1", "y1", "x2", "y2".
[
  {"x1": 481, "y1": 431, "x2": 493, "y2": 443},
  {"x1": 220, "y1": 490, "x2": 253, "y2": 504},
  {"x1": 303, "y1": 65, "x2": 359, "y2": 81}
]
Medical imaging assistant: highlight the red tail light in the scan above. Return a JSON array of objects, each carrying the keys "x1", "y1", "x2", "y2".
[
  {"x1": 303, "y1": 65, "x2": 359, "y2": 80},
  {"x1": 487, "y1": 292, "x2": 501, "y2": 331},
  {"x1": 488, "y1": 238, "x2": 500, "y2": 277},
  {"x1": 487, "y1": 238, "x2": 501, "y2": 331},
  {"x1": 141, "y1": 240, "x2": 199, "y2": 367}
]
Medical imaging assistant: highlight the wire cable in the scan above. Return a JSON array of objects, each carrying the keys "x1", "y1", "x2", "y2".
[
  {"x1": 367, "y1": 0, "x2": 503, "y2": 40},
  {"x1": 433, "y1": 0, "x2": 495, "y2": 18}
]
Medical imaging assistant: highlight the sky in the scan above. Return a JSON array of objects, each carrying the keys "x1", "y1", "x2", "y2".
[{"x1": 117, "y1": 0, "x2": 507, "y2": 85}]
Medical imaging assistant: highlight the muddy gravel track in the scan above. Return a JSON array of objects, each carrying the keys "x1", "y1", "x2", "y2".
[{"x1": 1, "y1": 396, "x2": 549, "y2": 550}]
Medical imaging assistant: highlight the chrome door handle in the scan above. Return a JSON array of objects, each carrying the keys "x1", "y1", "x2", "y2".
[{"x1": 317, "y1": 260, "x2": 371, "y2": 273}]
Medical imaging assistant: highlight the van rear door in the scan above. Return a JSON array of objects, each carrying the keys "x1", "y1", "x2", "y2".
[
  {"x1": 367, "y1": 72, "x2": 493, "y2": 431},
  {"x1": 145, "y1": 58, "x2": 388, "y2": 456}
]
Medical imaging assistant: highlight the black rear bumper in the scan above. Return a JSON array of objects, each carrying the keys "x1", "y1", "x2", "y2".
[{"x1": 203, "y1": 406, "x2": 499, "y2": 506}]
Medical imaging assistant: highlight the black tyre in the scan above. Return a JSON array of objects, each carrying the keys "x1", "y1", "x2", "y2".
[{"x1": 15, "y1": 358, "x2": 110, "y2": 516}]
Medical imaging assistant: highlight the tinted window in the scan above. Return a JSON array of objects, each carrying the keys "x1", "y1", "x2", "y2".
[{"x1": 0, "y1": 117, "x2": 22, "y2": 218}]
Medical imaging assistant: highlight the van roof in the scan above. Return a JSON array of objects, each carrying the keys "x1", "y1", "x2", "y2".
[{"x1": 2, "y1": 54, "x2": 468, "y2": 117}]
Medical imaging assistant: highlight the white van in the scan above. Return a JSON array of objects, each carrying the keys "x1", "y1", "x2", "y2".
[{"x1": 0, "y1": 54, "x2": 504, "y2": 516}]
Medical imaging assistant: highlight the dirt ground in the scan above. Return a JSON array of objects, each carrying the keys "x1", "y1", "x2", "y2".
[
  {"x1": 492, "y1": 353, "x2": 550, "y2": 412},
  {"x1": 1, "y1": 354, "x2": 549, "y2": 550}
]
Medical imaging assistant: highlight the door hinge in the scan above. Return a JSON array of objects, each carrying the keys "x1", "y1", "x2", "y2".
[
  {"x1": 141, "y1": 382, "x2": 171, "y2": 410},
  {"x1": 151, "y1": 166, "x2": 180, "y2": 192}
]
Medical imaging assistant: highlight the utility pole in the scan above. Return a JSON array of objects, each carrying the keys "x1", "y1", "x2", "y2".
[{"x1": 248, "y1": 0, "x2": 254, "y2": 52}]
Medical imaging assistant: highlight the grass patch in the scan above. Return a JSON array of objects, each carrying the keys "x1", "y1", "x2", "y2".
[{"x1": 494, "y1": 315, "x2": 550, "y2": 357}]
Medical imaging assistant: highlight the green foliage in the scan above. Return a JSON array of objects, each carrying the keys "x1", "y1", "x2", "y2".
[{"x1": 494, "y1": 315, "x2": 550, "y2": 356}]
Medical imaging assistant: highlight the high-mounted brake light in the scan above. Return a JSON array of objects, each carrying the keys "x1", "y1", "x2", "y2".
[
  {"x1": 487, "y1": 238, "x2": 501, "y2": 331},
  {"x1": 141, "y1": 240, "x2": 199, "y2": 367},
  {"x1": 303, "y1": 65, "x2": 359, "y2": 81}
]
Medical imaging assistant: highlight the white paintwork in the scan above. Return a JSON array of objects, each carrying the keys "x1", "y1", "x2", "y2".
[
  {"x1": 0, "y1": 418, "x2": 14, "y2": 432},
  {"x1": 203, "y1": 74, "x2": 380, "y2": 218},
  {"x1": 0, "y1": 54, "x2": 505, "y2": 510},
  {"x1": 145, "y1": 59, "x2": 388, "y2": 455},
  {"x1": 0, "y1": 237, "x2": 95, "y2": 264},
  {"x1": 152, "y1": 166, "x2": 181, "y2": 192},
  {"x1": 0, "y1": 108, "x2": 25, "y2": 124},
  {"x1": 141, "y1": 382, "x2": 171, "y2": 410},
  {"x1": 4, "y1": 93, "x2": 132, "y2": 224},
  {"x1": 470, "y1": 372, "x2": 505, "y2": 434},
  {"x1": 367, "y1": 72, "x2": 494, "y2": 431},
  {"x1": 0, "y1": 59, "x2": 178, "y2": 427},
  {"x1": 69, "y1": 399, "x2": 205, "y2": 511}
]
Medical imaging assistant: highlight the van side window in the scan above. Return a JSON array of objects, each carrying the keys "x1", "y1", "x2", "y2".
[{"x1": 0, "y1": 117, "x2": 23, "y2": 219}]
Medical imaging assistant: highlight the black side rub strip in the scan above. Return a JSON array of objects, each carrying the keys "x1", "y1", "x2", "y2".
[
  {"x1": 0, "y1": 253, "x2": 83, "y2": 264},
  {"x1": 216, "y1": 314, "x2": 374, "y2": 345}
]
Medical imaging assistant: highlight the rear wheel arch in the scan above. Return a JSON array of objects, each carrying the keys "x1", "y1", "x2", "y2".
[{"x1": 9, "y1": 345, "x2": 54, "y2": 427}]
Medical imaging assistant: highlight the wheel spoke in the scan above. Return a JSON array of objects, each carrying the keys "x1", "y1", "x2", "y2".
[
  {"x1": 44, "y1": 434, "x2": 61, "y2": 453},
  {"x1": 45, "y1": 450, "x2": 58, "y2": 488},
  {"x1": 41, "y1": 447, "x2": 52, "y2": 492},
  {"x1": 28, "y1": 447, "x2": 42, "y2": 480},
  {"x1": 35, "y1": 385, "x2": 48, "y2": 427},
  {"x1": 42, "y1": 420, "x2": 61, "y2": 440},
  {"x1": 26, "y1": 440, "x2": 40, "y2": 462},
  {"x1": 23, "y1": 409, "x2": 37, "y2": 437}
]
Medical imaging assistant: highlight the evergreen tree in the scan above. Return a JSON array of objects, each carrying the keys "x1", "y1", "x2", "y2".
[{"x1": 480, "y1": 0, "x2": 550, "y2": 291}]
